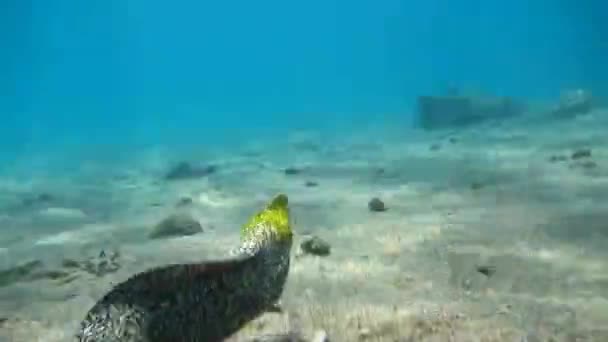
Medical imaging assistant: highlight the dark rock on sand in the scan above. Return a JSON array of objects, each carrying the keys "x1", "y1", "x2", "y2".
[
  {"x1": 571, "y1": 148, "x2": 592, "y2": 160},
  {"x1": 470, "y1": 182, "x2": 485, "y2": 191},
  {"x1": 552, "y1": 89, "x2": 593, "y2": 118},
  {"x1": 418, "y1": 94, "x2": 522, "y2": 129},
  {"x1": 284, "y1": 167, "x2": 302, "y2": 175},
  {"x1": 304, "y1": 180, "x2": 318, "y2": 187},
  {"x1": 476, "y1": 265, "x2": 496, "y2": 277},
  {"x1": 300, "y1": 236, "x2": 331, "y2": 256},
  {"x1": 368, "y1": 197, "x2": 387, "y2": 212},
  {"x1": 549, "y1": 155, "x2": 568, "y2": 163},
  {"x1": 165, "y1": 161, "x2": 217, "y2": 180},
  {"x1": 149, "y1": 213, "x2": 203, "y2": 239}
]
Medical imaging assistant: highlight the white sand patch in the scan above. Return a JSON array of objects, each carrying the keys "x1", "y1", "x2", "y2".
[
  {"x1": 197, "y1": 190, "x2": 241, "y2": 208},
  {"x1": 34, "y1": 223, "x2": 116, "y2": 246},
  {"x1": 38, "y1": 207, "x2": 87, "y2": 220}
]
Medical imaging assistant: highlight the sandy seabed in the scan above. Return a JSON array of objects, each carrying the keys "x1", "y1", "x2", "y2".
[{"x1": 1, "y1": 110, "x2": 608, "y2": 341}]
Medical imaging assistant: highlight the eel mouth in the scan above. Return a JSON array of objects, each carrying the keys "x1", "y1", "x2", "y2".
[{"x1": 241, "y1": 194, "x2": 292, "y2": 243}]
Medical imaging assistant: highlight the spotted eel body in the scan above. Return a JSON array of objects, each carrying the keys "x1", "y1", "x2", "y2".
[{"x1": 76, "y1": 194, "x2": 293, "y2": 342}]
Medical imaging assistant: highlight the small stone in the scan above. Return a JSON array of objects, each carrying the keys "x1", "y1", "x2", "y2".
[
  {"x1": 470, "y1": 182, "x2": 484, "y2": 190},
  {"x1": 149, "y1": 213, "x2": 203, "y2": 239},
  {"x1": 368, "y1": 197, "x2": 386, "y2": 212},
  {"x1": 304, "y1": 181, "x2": 318, "y2": 187},
  {"x1": 571, "y1": 148, "x2": 591, "y2": 160},
  {"x1": 284, "y1": 167, "x2": 301, "y2": 175},
  {"x1": 300, "y1": 236, "x2": 331, "y2": 256},
  {"x1": 476, "y1": 265, "x2": 496, "y2": 277},
  {"x1": 548, "y1": 155, "x2": 567, "y2": 163}
]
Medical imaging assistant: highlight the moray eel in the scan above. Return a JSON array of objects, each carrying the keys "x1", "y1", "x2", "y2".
[{"x1": 76, "y1": 194, "x2": 293, "y2": 342}]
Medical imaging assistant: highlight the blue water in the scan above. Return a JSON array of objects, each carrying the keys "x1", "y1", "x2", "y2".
[{"x1": 2, "y1": 1, "x2": 606, "y2": 156}]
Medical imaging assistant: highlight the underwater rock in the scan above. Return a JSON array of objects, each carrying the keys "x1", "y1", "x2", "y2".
[
  {"x1": 568, "y1": 148, "x2": 596, "y2": 170},
  {"x1": 470, "y1": 182, "x2": 485, "y2": 191},
  {"x1": 475, "y1": 265, "x2": 496, "y2": 277},
  {"x1": 165, "y1": 161, "x2": 217, "y2": 180},
  {"x1": 418, "y1": 94, "x2": 521, "y2": 129},
  {"x1": 149, "y1": 213, "x2": 203, "y2": 239},
  {"x1": 300, "y1": 236, "x2": 331, "y2": 256},
  {"x1": 284, "y1": 167, "x2": 302, "y2": 175},
  {"x1": 552, "y1": 89, "x2": 593, "y2": 118},
  {"x1": 429, "y1": 143, "x2": 441, "y2": 151},
  {"x1": 304, "y1": 180, "x2": 318, "y2": 188},
  {"x1": 571, "y1": 148, "x2": 592, "y2": 160},
  {"x1": 368, "y1": 197, "x2": 386, "y2": 212}
]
